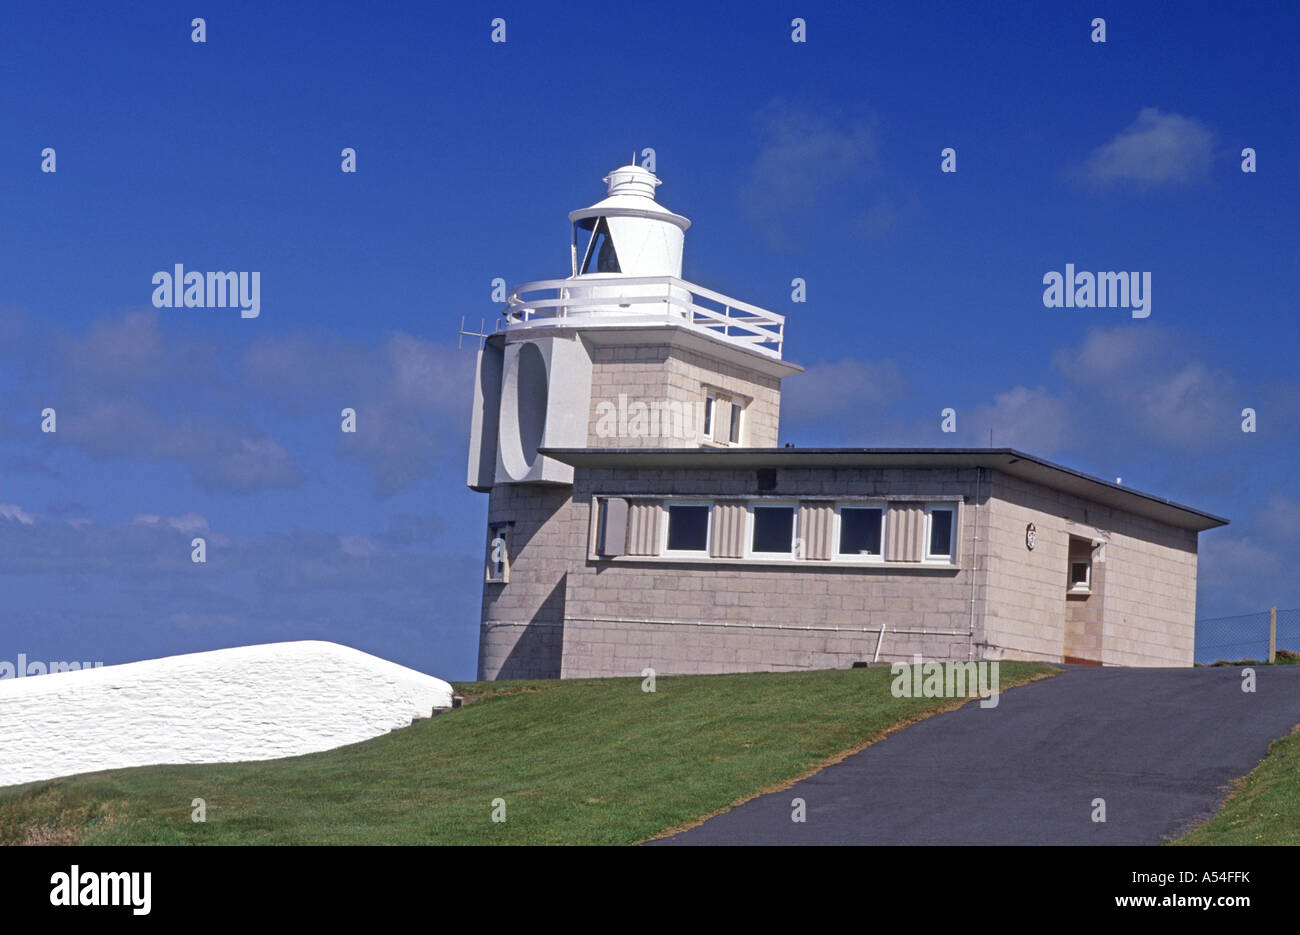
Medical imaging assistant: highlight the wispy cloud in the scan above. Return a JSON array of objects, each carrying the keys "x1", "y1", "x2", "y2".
[
  {"x1": 0, "y1": 503, "x2": 480, "y2": 673},
  {"x1": 1052, "y1": 325, "x2": 1242, "y2": 449},
  {"x1": 740, "y1": 98, "x2": 885, "y2": 250},
  {"x1": 241, "y1": 331, "x2": 475, "y2": 497},
  {"x1": 780, "y1": 357, "x2": 907, "y2": 424},
  {"x1": 780, "y1": 325, "x2": 1289, "y2": 460},
  {"x1": 1077, "y1": 108, "x2": 1216, "y2": 188},
  {"x1": 0, "y1": 306, "x2": 473, "y2": 497},
  {"x1": 964, "y1": 385, "x2": 1071, "y2": 452},
  {"x1": 2, "y1": 308, "x2": 303, "y2": 492}
]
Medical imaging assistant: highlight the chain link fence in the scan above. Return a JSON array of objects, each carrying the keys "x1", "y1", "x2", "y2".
[{"x1": 1196, "y1": 607, "x2": 1299, "y2": 664}]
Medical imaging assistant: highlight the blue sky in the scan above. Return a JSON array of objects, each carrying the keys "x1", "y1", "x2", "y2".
[{"x1": 1, "y1": 1, "x2": 1296, "y2": 677}]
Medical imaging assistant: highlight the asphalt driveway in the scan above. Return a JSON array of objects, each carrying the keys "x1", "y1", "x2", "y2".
[{"x1": 651, "y1": 665, "x2": 1300, "y2": 845}]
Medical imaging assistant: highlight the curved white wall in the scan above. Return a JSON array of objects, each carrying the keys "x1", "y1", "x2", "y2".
[
  {"x1": 605, "y1": 214, "x2": 683, "y2": 277},
  {"x1": 0, "y1": 641, "x2": 454, "y2": 788}
]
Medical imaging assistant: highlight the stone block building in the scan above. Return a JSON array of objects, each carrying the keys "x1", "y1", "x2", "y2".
[{"x1": 467, "y1": 164, "x2": 1226, "y2": 679}]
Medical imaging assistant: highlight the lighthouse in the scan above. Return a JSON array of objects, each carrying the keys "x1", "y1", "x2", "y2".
[
  {"x1": 468, "y1": 164, "x2": 796, "y2": 490},
  {"x1": 467, "y1": 163, "x2": 801, "y2": 678}
]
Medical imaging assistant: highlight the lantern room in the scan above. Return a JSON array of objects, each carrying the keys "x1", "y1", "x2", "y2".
[{"x1": 567, "y1": 164, "x2": 690, "y2": 278}]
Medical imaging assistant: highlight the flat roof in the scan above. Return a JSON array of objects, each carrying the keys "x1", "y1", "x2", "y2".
[{"x1": 539, "y1": 447, "x2": 1229, "y2": 532}]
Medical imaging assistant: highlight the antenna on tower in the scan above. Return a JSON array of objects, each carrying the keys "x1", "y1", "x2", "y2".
[{"x1": 457, "y1": 316, "x2": 489, "y2": 350}]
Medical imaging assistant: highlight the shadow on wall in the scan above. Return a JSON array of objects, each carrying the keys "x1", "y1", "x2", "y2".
[{"x1": 497, "y1": 575, "x2": 566, "y2": 679}]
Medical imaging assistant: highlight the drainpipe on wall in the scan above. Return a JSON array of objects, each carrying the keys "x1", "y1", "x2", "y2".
[{"x1": 967, "y1": 467, "x2": 982, "y2": 661}]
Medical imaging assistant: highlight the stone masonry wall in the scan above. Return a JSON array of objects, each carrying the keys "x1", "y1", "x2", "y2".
[
  {"x1": 586, "y1": 342, "x2": 781, "y2": 448},
  {"x1": 478, "y1": 483, "x2": 583, "y2": 679},
  {"x1": 559, "y1": 466, "x2": 987, "y2": 677},
  {"x1": 478, "y1": 465, "x2": 1203, "y2": 679}
]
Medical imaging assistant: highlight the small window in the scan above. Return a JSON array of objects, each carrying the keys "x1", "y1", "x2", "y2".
[
  {"x1": 750, "y1": 503, "x2": 796, "y2": 555},
  {"x1": 838, "y1": 506, "x2": 884, "y2": 558},
  {"x1": 925, "y1": 506, "x2": 955, "y2": 562},
  {"x1": 663, "y1": 501, "x2": 710, "y2": 555},
  {"x1": 486, "y1": 522, "x2": 511, "y2": 582},
  {"x1": 702, "y1": 397, "x2": 713, "y2": 438},
  {"x1": 1067, "y1": 536, "x2": 1094, "y2": 593}
]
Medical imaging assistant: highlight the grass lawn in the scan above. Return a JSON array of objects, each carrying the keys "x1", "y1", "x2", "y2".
[
  {"x1": 1171, "y1": 725, "x2": 1300, "y2": 846},
  {"x1": 1200, "y1": 648, "x2": 1300, "y2": 667},
  {"x1": 0, "y1": 662, "x2": 1052, "y2": 845}
]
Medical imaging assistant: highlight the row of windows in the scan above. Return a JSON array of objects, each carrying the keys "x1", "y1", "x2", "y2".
[
  {"x1": 602, "y1": 499, "x2": 958, "y2": 564},
  {"x1": 487, "y1": 500, "x2": 961, "y2": 583}
]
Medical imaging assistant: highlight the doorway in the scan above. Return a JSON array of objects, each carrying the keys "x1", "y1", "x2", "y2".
[{"x1": 1063, "y1": 535, "x2": 1104, "y2": 665}]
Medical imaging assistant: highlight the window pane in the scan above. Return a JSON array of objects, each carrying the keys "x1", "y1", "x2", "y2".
[
  {"x1": 729, "y1": 404, "x2": 741, "y2": 444},
  {"x1": 702, "y1": 397, "x2": 713, "y2": 436},
  {"x1": 1070, "y1": 562, "x2": 1089, "y2": 585},
  {"x1": 839, "y1": 508, "x2": 882, "y2": 555},
  {"x1": 929, "y1": 510, "x2": 953, "y2": 556},
  {"x1": 752, "y1": 506, "x2": 794, "y2": 553},
  {"x1": 489, "y1": 526, "x2": 509, "y2": 579},
  {"x1": 666, "y1": 505, "x2": 709, "y2": 552},
  {"x1": 580, "y1": 218, "x2": 620, "y2": 274}
]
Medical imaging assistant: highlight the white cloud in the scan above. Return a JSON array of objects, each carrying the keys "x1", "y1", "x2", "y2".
[
  {"x1": 1080, "y1": 108, "x2": 1216, "y2": 187},
  {"x1": 1198, "y1": 536, "x2": 1283, "y2": 591},
  {"x1": 240, "y1": 330, "x2": 474, "y2": 497},
  {"x1": 1053, "y1": 326, "x2": 1240, "y2": 449},
  {"x1": 780, "y1": 357, "x2": 907, "y2": 423},
  {"x1": 965, "y1": 385, "x2": 1071, "y2": 452},
  {"x1": 0, "y1": 504, "x2": 38, "y2": 526},
  {"x1": 132, "y1": 512, "x2": 210, "y2": 536},
  {"x1": 8, "y1": 309, "x2": 305, "y2": 493},
  {"x1": 1255, "y1": 495, "x2": 1300, "y2": 541},
  {"x1": 339, "y1": 535, "x2": 379, "y2": 557}
]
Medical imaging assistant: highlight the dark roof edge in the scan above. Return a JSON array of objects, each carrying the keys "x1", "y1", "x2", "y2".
[{"x1": 538, "y1": 446, "x2": 1230, "y2": 530}]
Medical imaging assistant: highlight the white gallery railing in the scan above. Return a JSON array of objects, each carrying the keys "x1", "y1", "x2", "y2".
[{"x1": 503, "y1": 276, "x2": 785, "y2": 358}]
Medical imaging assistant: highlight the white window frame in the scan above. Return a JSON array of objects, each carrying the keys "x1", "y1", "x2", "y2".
[
  {"x1": 727, "y1": 401, "x2": 743, "y2": 445},
  {"x1": 660, "y1": 499, "x2": 712, "y2": 558},
  {"x1": 745, "y1": 500, "x2": 799, "y2": 559},
  {"x1": 1068, "y1": 560, "x2": 1092, "y2": 594},
  {"x1": 832, "y1": 501, "x2": 887, "y2": 563},
  {"x1": 923, "y1": 504, "x2": 957, "y2": 564}
]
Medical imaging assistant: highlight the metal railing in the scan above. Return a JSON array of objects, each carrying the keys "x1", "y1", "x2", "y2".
[
  {"x1": 1195, "y1": 606, "x2": 1299, "y2": 664},
  {"x1": 502, "y1": 276, "x2": 786, "y2": 358}
]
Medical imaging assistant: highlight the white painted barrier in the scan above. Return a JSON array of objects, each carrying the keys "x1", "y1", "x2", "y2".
[{"x1": 0, "y1": 641, "x2": 454, "y2": 787}]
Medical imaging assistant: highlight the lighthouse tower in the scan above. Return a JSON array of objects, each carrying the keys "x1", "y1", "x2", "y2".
[{"x1": 467, "y1": 164, "x2": 801, "y2": 679}]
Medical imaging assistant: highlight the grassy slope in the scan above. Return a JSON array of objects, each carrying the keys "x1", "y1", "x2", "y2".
[
  {"x1": 0, "y1": 664, "x2": 1051, "y2": 845},
  {"x1": 1171, "y1": 725, "x2": 1300, "y2": 846}
]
